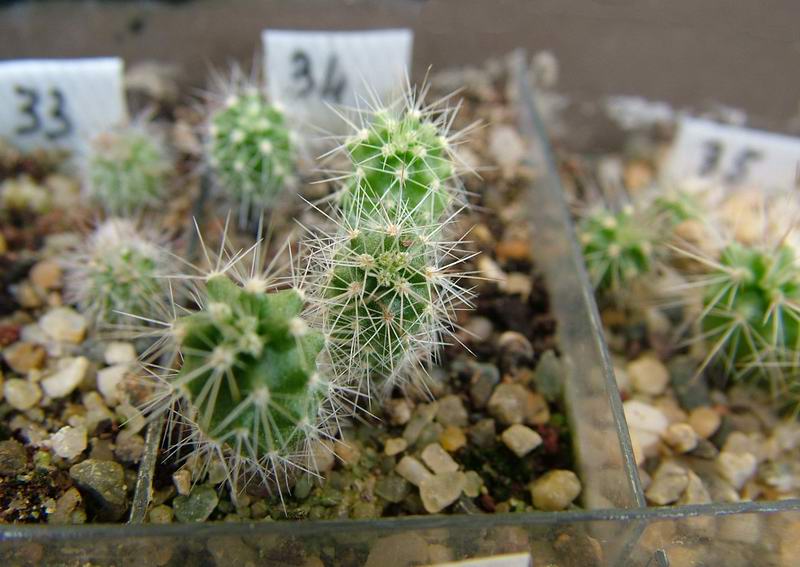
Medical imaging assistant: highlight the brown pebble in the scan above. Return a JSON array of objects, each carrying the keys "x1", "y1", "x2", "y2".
[
  {"x1": 495, "y1": 240, "x2": 530, "y2": 262},
  {"x1": 30, "y1": 260, "x2": 62, "y2": 290},
  {"x1": 2, "y1": 341, "x2": 46, "y2": 374},
  {"x1": 439, "y1": 426, "x2": 467, "y2": 452}
]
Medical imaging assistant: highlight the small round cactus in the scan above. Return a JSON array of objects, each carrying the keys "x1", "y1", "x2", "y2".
[
  {"x1": 142, "y1": 233, "x2": 340, "y2": 493},
  {"x1": 580, "y1": 204, "x2": 661, "y2": 291},
  {"x1": 64, "y1": 218, "x2": 170, "y2": 326},
  {"x1": 84, "y1": 122, "x2": 170, "y2": 214},
  {"x1": 339, "y1": 105, "x2": 458, "y2": 225},
  {"x1": 699, "y1": 242, "x2": 800, "y2": 381},
  {"x1": 206, "y1": 83, "x2": 294, "y2": 223},
  {"x1": 304, "y1": 88, "x2": 473, "y2": 394}
]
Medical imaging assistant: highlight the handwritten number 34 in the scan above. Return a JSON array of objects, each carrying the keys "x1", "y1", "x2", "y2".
[
  {"x1": 290, "y1": 51, "x2": 347, "y2": 103},
  {"x1": 15, "y1": 85, "x2": 73, "y2": 140}
]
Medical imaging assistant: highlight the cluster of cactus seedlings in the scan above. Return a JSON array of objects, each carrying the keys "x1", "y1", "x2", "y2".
[
  {"x1": 63, "y1": 218, "x2": 170, "y2": 327},
  {"x1": 302, "y1": 89, "x2": 474, "y2": 395},
  {"x1": 204, "y1": 71, "x2": 295, "y2": 224},
  {"x1": 84, "y1": 120, "x2": 171, "y2": 214},
  {"x1": 581, "y1": 184, "x2": 800, "y2": 411},
  {"x1": 135, "y1": 87, "x2": 473, "y2": 494}
]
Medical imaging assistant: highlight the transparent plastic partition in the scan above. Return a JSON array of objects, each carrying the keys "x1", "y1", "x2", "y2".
[{"x1": 0, "y1": 54, "x2": 644, "y2": 567}]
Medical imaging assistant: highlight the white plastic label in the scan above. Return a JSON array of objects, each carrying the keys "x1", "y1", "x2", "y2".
[
  {"x1": 428, "y1": 553, "x2": 533, "y2": 567},
  {"x1": 0, "y1": 58, "x2": 127, "y2": 152},
  {"x1": 263, "y1": 29, "x2": 413, "y2": 133},
  {"x1": 665, "y1": 117, "x2": 800, "y2": 193}
]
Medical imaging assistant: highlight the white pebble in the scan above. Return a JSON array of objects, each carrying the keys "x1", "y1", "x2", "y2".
[
  {"x1": 420, "y1": 443, "x2": 459, "y2": 474},
  {"x1": 627, "y1": 355, "x2": 669, "y2": 396},
  {"x1": 41, "y1": 356, "x2": 89, "y2": 399},
  {"x1": 104, "y1": 342, "x2": 137, "y2": 365},
  {"x1": 624, "y1": 400, "x2": 669, "y2": 455},
  {"x1": 501, "y1": 424, "x2": 543, "y2": 457},
  {"x1": 49, "y1": 425, "x2": 87, "y2": 459},
  {"x1": 4, "y1": 379, "x2": 42, "y2": 410},
  {"x1": 39, "y1": 307, "x2": 87, "y2": 344},
  {"x1": 97, "y1": 364, "x2": 128, "y2": 406},
  {"x1": 662, "y1": 423, "x2": 698, "y2": 453},
  {"x1": 716, "y1": 451, "x2": 758, "y2": 490},
  {"x1": 395, "y1": 456, "x2": 433, "y2": 487}
]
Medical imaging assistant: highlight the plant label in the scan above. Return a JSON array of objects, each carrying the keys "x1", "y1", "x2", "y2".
[
  {"x1": 665, "y1": 117, "x2": 800, "y2": 193},
  {"x1": 263, "y1": 29, "x2": 413, "y2": 133},
  {"x1": 427, "y1": 553, "x2": 533, "y2": 567},
  {"x1": 0, "y1": 58, "x2": 127, "y2": 152}
]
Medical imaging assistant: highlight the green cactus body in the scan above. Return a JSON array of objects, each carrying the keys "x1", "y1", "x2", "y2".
[
  {"x1": 173, "y1": 275, "x2": 325, "y2": 468},
  {"x1": 308, "y1": 96, "x2": 469, "y2": 392},
  {"x1": 66, "y1": 219, "x2": 168, "y2": 326},
  {"x1": 653, "y1": 191, "x2": 703, "y2": 225},
  {"x1": 87, "y1": 125, "x2": 169, "y2": 214},
  {"x1": 323, "y1": 218, "x2": 438, "y2": 382},
  {"x1": 341, "y1": 109, "x2": 455, "y2": 225},
  {"x1": 208, "y1": 91, "x2": 293, "y2": 219},
  {"x1": 701, "y1": 243, "x2": 800, "y2": 376},
  {"x1": 580, "y1": 205, "x2": 659, "y2": 291}
]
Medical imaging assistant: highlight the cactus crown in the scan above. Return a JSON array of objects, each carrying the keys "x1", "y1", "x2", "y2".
[
  {"x1": 304, "y1": 88, "x2": 473, "y2": 394},
  {"x1": 580, "y1": 205, "x2": 660, "y2": 291},
  {"x1": 340, "y1": 106, "x2": 456, "y2": 225},
  {"x1": 699, "y1": 242, "x2": 800, "y2": 380},
  {"x1": 85, "y1": 122, "x2": 170, "y2": 214},
  {"x1": 206, "y1": 81, "x2": 294, "y2": 223},
  {"x1": 64, "y1": 219, "x2": 169, "y2": 326}
]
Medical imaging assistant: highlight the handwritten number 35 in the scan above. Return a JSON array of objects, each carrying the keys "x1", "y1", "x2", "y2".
[{"x1": 15, "y1": 85, "x2": 73, "y2": 140}]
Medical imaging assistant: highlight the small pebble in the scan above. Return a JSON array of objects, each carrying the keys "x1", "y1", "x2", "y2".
[
  {"x1": 30, "y1": 260, "x2": 62, "y2": 290},
  {"x1": 468, "y1": 419, "x2": 497, "y2": 449},
  {"x1": 469, "y1": 363, "x2": 500, "y2": 408},
  {"x1": 103, "y1": 342, "x2": 137, "y2": 365},
  {"x1": 4, "y1": 378, "x2": 42, "y2": 410},
  {"x1": 497, "y1": 331, "x2": 534, "y2": 371},
  {"x1": 662, "y1": 422, "x2": 698, "y2": 453},
  {"x1": 395, "y1": 456, "x2": 432, "y2": 487},
  {"x1": 69, "y1": 459, "x2": 128, "y2": 521},
  {"x1": 41, "y1": 356, "x2": 89, "y2": 399},
  {"x1": 173, "y1": 469, "x2": 192, "y2": 496},
  {"x1": 420, "y1": 471, "x2": 466, "y2": 513},
  {"x1": 627, "y1": 354, "x2": 669, "y2": 396},
  {"x1": 49, "y1": 487, "x2": 82, "y2": 524},
  {"x1": 529, "y1": 470, "x2": 581, "y2": 511},
  {"x1": 0, "y1": 439, "x2": 28, "y2": 475},
  {"x1": 524, "y1": 392, "x2": 550, "y2": 425},
  {"x1": 40, "y1": 307, "x2": 87, "y2": 344},
  {"x1": 2, "y1": 341, "x2": 46, "y2": 374},
  {"x1": 679, "y1": 471, "x2": 711, "y2": 505},
  {"x1": 716, "y1": 451, "x2": 758, "y2": 490},
  {"x1": 688, "y1": 406, "x2": 721, "y2": 439},
  {"x1": 623, "y1": 400, "x2": 669, "y2": 455},
  {"x1": 308, "y1": 439, "x2": 336, "y2": 473},
  {"x1": 114, "y1": 433, "x2": 145, "y2": 463},
  {"x1": 533, "y1": 350, "x2": 563, "y2": 402},
  {"x1": 402, "y1": 403, "x2": 438, "y2": 445},
  {"x1": 386, "y1": 398, "x2": 413, "y2": 426},
  {"x1": 420, "y1": 443, "x2": 459, "y2": 474},
  {"x1": 495, "y1": 239, "x2": 530, "y2": 262},
  {"x1": 435, "y1": 395, "x2": 468, "y2": 427},
  {"x1": 464, "y1": 316, "x2": 493, "y2": 343},
  {"x1": 489, "y1": 125, "x2": 526, "y2": 170},
  {"x1": 488, "y1": 383, "x2": 529, "y2": 425},
  {"x1": 501, "y1": 424, "x2": 543, "y2": 457},
  {"x1": 375, "y1": 474, "x2": 410, "y2": 504},
  {"x1": 96, "y1": 365, "x2": 128, "y2": 406},
  {"x1": 173, "y1": 485, "x2": 219, "y2": 523},
  {"x1": 333, "y1": 439, "x2": 361, "y2": 465},
  {"x1": 645, "y1": 460, "x2": 689, "y2": 505},
  {"x1": 384, "y1": 437, "x2": 408, "y2": 456},
  {"x1": 439, "y1": 426, "x2": 467, "y2": 452},
  {"x1": 49, "y1": 425, "x2": 87, "y2": 460},
  {"x1": 149, "y1": 504, "x2": 174, "y2": 524},
  {"x1": 463, "y1": 471, "x2": 484, "y2": 498}
]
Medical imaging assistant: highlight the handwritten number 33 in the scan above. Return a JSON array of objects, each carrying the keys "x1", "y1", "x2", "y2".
[{"x1": 14, "y1": 85, "x2": 73, "y2": 140}]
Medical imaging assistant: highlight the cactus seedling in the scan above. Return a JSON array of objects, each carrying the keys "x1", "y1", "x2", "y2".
[
  {"x1": 304, "y1": 88, "x2": 474, "y2": 394},
  {"x1": 143, "y1": 232, "x2": 340, "y2": 493},
  {"x1": 64, "y1": 218, "x2": 170, "y2": 327},
  {"x1": 85, "y1": 122, "x2": 170, "y2": 214},
  {"x1": 206, "y1": 81, "x2": 294, "y2": 223},
  {"x1": 697, "y1": 242, "x2": 800, "y2": 385},
  {"x1": 580, "y1": 204, "x2": 661, "y2": 292}
]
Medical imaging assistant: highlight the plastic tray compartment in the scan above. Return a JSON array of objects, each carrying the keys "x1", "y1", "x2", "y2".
[{"x1": 0, "y1": 57, "x2": 642, "y2": 567}]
